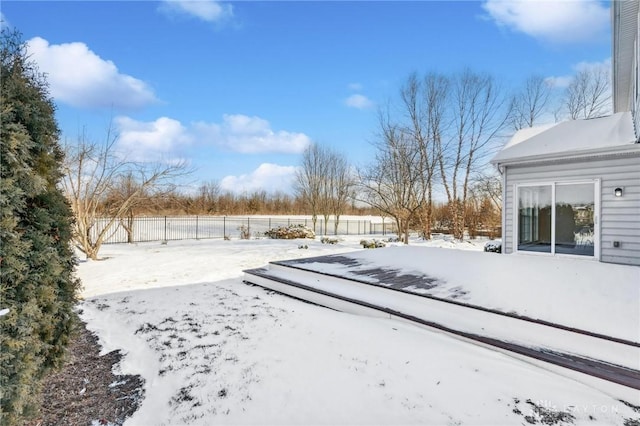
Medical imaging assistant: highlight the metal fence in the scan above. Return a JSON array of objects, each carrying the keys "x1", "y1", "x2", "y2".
[{"x1": 92, "y1": 216, "x2": 398, "y2": 244}]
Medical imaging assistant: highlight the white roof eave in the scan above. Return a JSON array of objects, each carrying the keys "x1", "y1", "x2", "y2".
[
  {"x1": 493, "y1": 143, "x2": 640, "y2": 168},
  {"x1": 491, "y1": 112, "x2": 638, "y2": 167}
]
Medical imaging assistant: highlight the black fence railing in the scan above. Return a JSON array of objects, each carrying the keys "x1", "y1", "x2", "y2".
[{"x1": 92, "y1": 216, "x2": 398, "y2": 245}]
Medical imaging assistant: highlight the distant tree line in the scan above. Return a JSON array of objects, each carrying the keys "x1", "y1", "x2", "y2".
[{"x1": 59, "y1": 65, "x2": 609, "y2": 256}]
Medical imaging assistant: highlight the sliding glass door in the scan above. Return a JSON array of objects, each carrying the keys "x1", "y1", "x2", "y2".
[
  {"x1": 554, "y1": 183, "x2": 595, "y2": 256},
  {"x1": 517, "y1": 181, "x2": 597, "y2": 257},
  {"x1": 518, "y1": 185, "x2": 552, "y2": 253}
]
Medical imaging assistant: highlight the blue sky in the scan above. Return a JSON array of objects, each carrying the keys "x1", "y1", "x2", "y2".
[{"x1": 2, "y1": 0, "x2": 611, "y2": 194}]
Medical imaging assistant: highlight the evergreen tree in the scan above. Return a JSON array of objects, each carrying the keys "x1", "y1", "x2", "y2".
[{"x1": 0, "y1": 28, "x2": 81, "y2": 424}]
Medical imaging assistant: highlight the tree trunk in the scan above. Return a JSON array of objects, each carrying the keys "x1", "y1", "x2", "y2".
[
  {"x1": 125, "y1": 212, "x2": 135, "y2": 243},
  {"x1": 86, "y1": 246, "x2": 99, "y2": 261},
  {"x1": 420, "y1": 203, "x2": 432, "y2": 240},
  {"x1": 453, "y1": 199, "x2": 465, "y2": 240},
  {"x1": 403, "y1": 220, "x2": 410, "y2": 244},
  {"x1": 323, "y1": 214, "x2": 330, "y2": 236}
]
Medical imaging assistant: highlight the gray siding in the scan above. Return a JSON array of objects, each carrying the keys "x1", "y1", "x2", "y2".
[{"x1": 503, "y1": 154, "x2": 640, "y2": 266}]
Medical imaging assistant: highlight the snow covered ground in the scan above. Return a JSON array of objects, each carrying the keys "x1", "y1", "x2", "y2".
[{"x1": 78, "y1": 236, "x2": 640, "y2": 425}]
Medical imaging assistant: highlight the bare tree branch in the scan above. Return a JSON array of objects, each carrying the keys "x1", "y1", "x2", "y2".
[
  {"x1": 439, "y1": 69, "x2": 511, "y2": 239},
  {"x1": 565, "y1": 67, "x2": 612, "y2": 119},
  {"x1": 295, "y1": 143, "x2": 353, "y2": 235},
  {"x1": 61, "y1": 127, "x2": 191, "y2": 259},
  {"x1": 358, "y1": 109, "x2": 425, "y2": 244},
  {"x1": 510, "y1": 75, "x2": 553, "y2": 130}
]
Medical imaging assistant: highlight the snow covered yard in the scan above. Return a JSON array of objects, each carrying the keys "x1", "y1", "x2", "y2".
[{"x1": 78, "y1": 237, "x2": 640, "y2": 425}]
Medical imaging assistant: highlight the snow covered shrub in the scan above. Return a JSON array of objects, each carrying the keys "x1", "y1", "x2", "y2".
[
  {"x1": 360, "y1": 239, "x2": 386, "y2": 249},
  {"x1": 484, "y1": 240, "x2": 501, "y2": 253},
  {"x1": 238, "y1": 225, "x2": 251, "y2": 240},
  {"x1": 298, "y1": 244, "x2": 309, "y2": 249},
  {"x1": 264, "y1": 224, "x2": 315, "y2": 240},
  {"x1": 321, "y1": 236, "x2": 339, "y2": 244}
]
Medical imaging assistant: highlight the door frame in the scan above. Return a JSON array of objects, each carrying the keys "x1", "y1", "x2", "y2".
[{"x1": 513, "y1": 179, "x2": 600, "y2": 260}]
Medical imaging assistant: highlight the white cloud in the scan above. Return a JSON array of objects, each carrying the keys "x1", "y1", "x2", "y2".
[
  {"x1": 544, "y1": 75, "x2": 573, "y2": 89},
  {"x1": 348, "y1": 83, "x2": 363, "y2": 91},
  {"x1": 546, "y1": 58, "x2": 611, "y2": 88},
  {"x1": 220, "y1": 163, "x2": 299, "y2": 194},
  {"x1": 482, "y1": 0, "x2": 609, "y2": 44},
  {"x1": 160, "y1": 0, "x2": 233, "y2": 23},
  {"x1": 115, "y1": 116, "x2": 191, "y2": 161},
  {"x1": 193, "y1": 114, "x2": 311, "y2": 154},
  {"x1": 113, "y1": 113, "x2": 310, "y2": 161},
  {"x1": 26, "y1": 37, "x2": 157, "y2": 109},
  {"x1": 345, "y1": 94, "x2": 374, "y2": 109},
  {"x1": 1, "y1": 12, "x2": 11, "y2": 29},
  {"x1": 574, "y1": 58, "x2": 611, "y2": 74}
]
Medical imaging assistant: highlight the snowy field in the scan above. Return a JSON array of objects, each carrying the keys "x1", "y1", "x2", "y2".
[{"x1": 78, "y1": 236, "x2": 640, "y2": 425}]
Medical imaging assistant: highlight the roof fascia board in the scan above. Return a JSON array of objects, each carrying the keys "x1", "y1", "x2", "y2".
[{"x1": 492, "y1": 144, "x2": 640, "y2": 167}]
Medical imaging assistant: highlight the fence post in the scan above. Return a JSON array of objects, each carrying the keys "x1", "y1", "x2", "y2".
[
  {"x1": 247, "y1": 217, "x2": 250, "y2": 236},
  {"x1": 196, "y1": 216, "x2": 199, "y2": 240},
  {"x1": 346, "y1": 221, "x2": 349, "y2": 235},
  {"x1": 288, "y1": 218, "x2": 290, "y2": 226},
  {"x1": 164, "y1": 216, "x2": 167, "y2": 241},
  {"x1": 223, "y1": 216, "x2": 226, "y2": 238},
  {"x1": 269, "y1": 218, "x2": 271, "y2": 230}
]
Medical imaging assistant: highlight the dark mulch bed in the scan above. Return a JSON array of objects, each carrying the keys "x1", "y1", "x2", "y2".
[{"x1": 27, "y1": 317, "x2": 144, "y2": 426}]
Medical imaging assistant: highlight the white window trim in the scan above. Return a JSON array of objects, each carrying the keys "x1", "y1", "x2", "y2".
[{"x1": 513, "y1": 179, "x2": 600, "y2": 260}]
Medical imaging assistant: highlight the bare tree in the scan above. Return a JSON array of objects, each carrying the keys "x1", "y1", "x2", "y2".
[
  {"x1": 61, "y1": 128, "x2": 189, "y2": 260},
  {"x1": 295, "y1": 143, "x2": 353, "y2": 234},
  {"x1": 467, "y1": 172, "x2": 502, "y2": 239},
  {"x1": 327, "y1": 152, "x2": 355, "y2": 234},
  {"x1": 439, "y1": 69, "x2": 510, "y2": 239},
  {"x1": 470, "y1": 171, "x2": 502, "y2": 211},
  {"x1": 107, "y1": 171, "x2": 144, "y2": 243},
  {"x1": 295, "y1": 143, "x2": 329, "y2": 232},
  {"x1": 358, "y1": 112, "x2": 425, "y2": 244},
  {"x1": 565, "y1": 66, "x2": 611, "y2": 119},
  {"x1": 510, "y1": 75, "x2": 553, "y2": 130},
  {"x1": 197, "y1": 180, "x2": 220, "y2": 213},
  {"x1": 400, "y1": 72, "x2": 448, "y2": 239}
]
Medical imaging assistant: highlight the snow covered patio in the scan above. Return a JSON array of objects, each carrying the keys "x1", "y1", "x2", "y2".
[
  {"x1": 78, "y1": 237, "x2": 640, "y2": 425},
  {"x1": 244, "y1": 249, "x2": 640, "y2": 395}
]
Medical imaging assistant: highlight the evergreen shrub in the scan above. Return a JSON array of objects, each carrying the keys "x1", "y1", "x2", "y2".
[{"x1": 0, "y1": 29, "x2": 81, "y2": 425}]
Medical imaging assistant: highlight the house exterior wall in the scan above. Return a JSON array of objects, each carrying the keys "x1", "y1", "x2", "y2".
[{"x1": 503, "y1": 154, "x2": 640, "y2": 266}]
